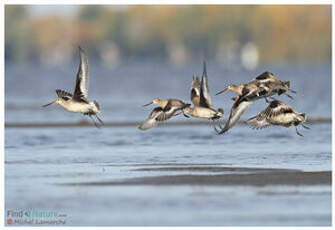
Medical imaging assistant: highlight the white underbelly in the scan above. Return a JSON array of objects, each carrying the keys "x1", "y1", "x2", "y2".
[
  {"x1": 270, "y1": 113, "x2": 295, "y2": 126},
  {"x1": 62, "y1": 102, "x2": 92, "y2": 113},
  {"x1": 192, "y1": 107, "x2": 217, "y2": 118}
]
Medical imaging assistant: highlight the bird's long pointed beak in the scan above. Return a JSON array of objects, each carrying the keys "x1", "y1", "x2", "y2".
[
  {"x1": 42, "y1": 100, "x2": 56, "y2": 107},
  {"x1": 290, "y1": 89, "x2": 297, "y2": 94},
  {"x1": 143, "y1": 101, "x2": 153, "y2": 107},
  {"x1": 216, "y1": 88, "x2": 228, "y2": 95}
]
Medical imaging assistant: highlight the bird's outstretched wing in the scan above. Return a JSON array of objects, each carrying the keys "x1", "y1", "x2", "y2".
[
  {"x1": 254, "y1": 71, "x2": 279, "y2": 83},
  {"x1": 191, "y1": 76, "x2": 201, "y2": 107},
  {"x1": 237, "y1": 82, "x2": 270, "y2": 102},
  {"x1": 247, "y1": 113, "x2": 272, "y2": 129},
  {"x1": 73, "y1": 46, "x2": 89, "y2": 103},
  {"x1": 264, "y1": 100, "x2": 294, "y2": 118},
  {"x1": 199, "y1": 61, "x2": 213, "y2": 109},
  {"x1": 138, "y1": 103, "x2": 180, "y2": 130},
  {"x1": 56, "y1": 89, "x2": 72, "y2": 101},
  {"x1": 216, "y1": 97, "x2": 253, "y2": 134},
  {"x1": 138, "y1": 107, "x2": 164, "y2": 130}
]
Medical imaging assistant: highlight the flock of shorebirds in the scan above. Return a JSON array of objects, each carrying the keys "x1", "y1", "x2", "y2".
[{"x1": 43, "y1": 47, "x2": 310, "y2": 136}]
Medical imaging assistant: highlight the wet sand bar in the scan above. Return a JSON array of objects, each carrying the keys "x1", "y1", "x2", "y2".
[{"x1": 63, "y1": 169, "x2": 331, "y2": 187}]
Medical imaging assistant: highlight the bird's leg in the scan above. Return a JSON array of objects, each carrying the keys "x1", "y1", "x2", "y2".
[
  {"x1": 265, "y1": 97, "x2": 269, "y2": 103},
  {"x1": 89, "y1": 115, "x2": 101, "y2": 128},
  {"x1": 92, "y1": 116, "x2": 101, "y2": 128},
  {"x1": 295, "y1": 126, "x2": 303, "y2": 136},
  {"x1": 182, "y1": 110, "x2": 190, "y2": 118},
  {"x1": 95, "y1": 115, "x2": 104, "y2": 125},
  {"x1": 285, "y1": 93, "x2": 294, "y2": 100},
  {"x1": 302, "y1": 124, "x2": 311, "y2": 129},
  {"x1": 174, "y1": 110, "x2": 189, "y2": 118}
]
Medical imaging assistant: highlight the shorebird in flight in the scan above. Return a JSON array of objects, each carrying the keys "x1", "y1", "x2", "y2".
[
  {"x1": 138, "y1": 98, "x2": 190, "y2": 130},
  {"x1": 42, "y1": 46, "x2": 103, "y2": 128},
  {"x1": 247, "y1": 100, "x2": 309, "y2": 136},
  {"x1": 216, "y1": 71, "x2": 296, "y2": 102},
  {"x1": 215, "y1": 71, "x2": 297, "y2": 134},
  {"x1": 182, "y1": 62, "x2": 224, "y2": 123}
]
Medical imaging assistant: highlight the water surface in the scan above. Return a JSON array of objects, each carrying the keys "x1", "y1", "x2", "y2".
[{"x1": 5, "y1": 62, "x2": 332, "y2": 226}]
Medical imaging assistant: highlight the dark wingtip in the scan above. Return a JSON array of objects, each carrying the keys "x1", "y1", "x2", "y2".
[
  {"x1": 202, "y1": 61, "x2": 207, "y2": 77},
  {"x1": 78, "y1": 46, "x2": 86, "y2": 54},
  {"x1": 214, "y1": 126, "x2": 227, "y2": 135}
]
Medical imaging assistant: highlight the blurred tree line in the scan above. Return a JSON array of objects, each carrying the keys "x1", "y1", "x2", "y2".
[{"x1": 5, "y1": 5, "x2": 331, "y2": 65}]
